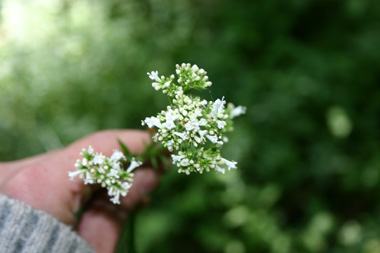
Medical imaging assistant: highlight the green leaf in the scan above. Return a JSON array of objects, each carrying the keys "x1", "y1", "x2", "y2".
[
  {"x1": 118, "y1": 139, "x2": 132, "y2": 160},
  {"x1": 150, "y1": 156, "x2": 158, "y2": 169},
  {"x1": 158, "y1": 154, "x2": 168, "y2": 168}
]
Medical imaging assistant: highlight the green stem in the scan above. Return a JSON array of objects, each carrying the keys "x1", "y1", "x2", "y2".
[
  {"x1": 139, "y1": 141, "x2": 168, "y2": 171},
  {"x1": 127, "y1": 211, "x2": 136, "y2": 253},
  {"x1": 116, "y1": 210, "x2": 137, "y2": 253},
  {"x1": 116, "y1": 139, "x2": 168, "y2": 252}
]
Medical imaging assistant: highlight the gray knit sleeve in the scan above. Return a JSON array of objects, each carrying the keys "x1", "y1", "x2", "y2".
[{"x1": 0, "y1": 194, "x2": 94, "y2": 253}]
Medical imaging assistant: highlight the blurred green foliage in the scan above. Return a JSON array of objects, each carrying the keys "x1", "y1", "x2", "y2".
[{"x1": 1, "y1": 0, "x2": 380, "y2": 252}]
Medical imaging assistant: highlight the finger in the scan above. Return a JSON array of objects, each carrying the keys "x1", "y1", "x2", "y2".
[
  {"x1": 76, "y1": 193, "x2": 127, "y2": 253},
  {"x1": 77, "y1": 169, "x2": 159, "y2": 253},
  {"x1": 1, "y1": 150, "x2": 59, "y2": 170},
  {"x1": 0, "y1": 151, "x2": 59, "y2": 186},
  {"x1": 119, "y1": 168, "x2": 159, "y2": 210}
]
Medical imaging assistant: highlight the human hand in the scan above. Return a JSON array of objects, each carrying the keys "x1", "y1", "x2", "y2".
[{"x1": 0, "y1": 130, "x2": 159, "y2": 253}]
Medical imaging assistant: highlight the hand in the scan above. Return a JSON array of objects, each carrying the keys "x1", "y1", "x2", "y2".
[{"x1": 0, "y1": 130, "x2": 159, "y2": 253}]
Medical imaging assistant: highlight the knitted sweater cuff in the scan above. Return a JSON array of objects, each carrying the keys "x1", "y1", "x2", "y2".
[{"x1": 0, "y1": 194, "x2": 93, "y2": 253}]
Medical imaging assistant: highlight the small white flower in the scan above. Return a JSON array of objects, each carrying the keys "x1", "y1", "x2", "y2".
[
  {"x1": 126, "y1": 159, "x2": 142, "y2": 173},
  {"x1": 230, "y1": 105, "x2": 247, "y2": 118},
  {"x1": 206, "y1": 135, "x2": 219, "y2": 144},
  {"x1": 215, "y1": 165, "x2": 226, "y2": 174},
  {"x1": 198, "y1": 130, "x2": 208, "y2": 138},
  {"x1": 164, "y1": 120, "x2": 176, "y2": 130},
  {"x1": 82, "y1": 158, "x2": 88, "y2": 166},
  {"x1": 191, "y1": 64, "x2": 199, "y2": 71},
  {"x1": 175, "y1": 90, "x2": 183, "y2": 97},
  {"x1": 171, "y1": 154, "x2": 186, "y2": 163},
  {"x1": 147, "y1": 71, "x2": 161, "y2": 82},
  {"x1": 180, "y1": 158, "x2": 190, "y2": 167},
  {"x1": 211, "y1": 97, "x2": 225, "y2": 118},
  {"x1": 84, "y1": 171, "x2": 95, "y2": 184},
  {"x1": 108, "y1": 186, "x2": 127, "y2": 205},
  {"x1": 164, "y1": 110, "x2": 179, "y2": 130},
  {"x1": 173, "y1": 131, "x2": 187, "y2": 140},
  {"x1": 189, "y1": 108, "x2": 202, "y2": 121},
  {"x1": 110, "y1": 150, "x2": 125, "y2": 162},
  {"x1": 87, "y1": 146, "x2": 94, "y2": 155},
  {"x1": 112, "y1": 162, "x2": 121, "y2": 171},
  {"x1": 68, "y1": 170, "x2": 83, "y2": 181},
  {"x1": 216, "y1": 120, "x2": 227, "y2": 129},
  {"x1": 194, "y1": 135, "x2": 202, "y2": 144},
  {"x1": 108, "y1": 168, "x2": 121, "y2": 178},
  {"x1": 143, "y1": 116, "x2": 162, "y2": 128},
  {"x1": 110, "y1": 192, "x2": 121, "y2": 205},
  {"x1": 166, "y1": 139, "x2": 174, "y2": 147},
  {"x1": 121, "y1": 182, "x2": 132, "y2": 191},
  {"x1": 180, "y1": 108, "x2": 188, "y2": 116},
  {"x1": 185, "y1": 120, "x2": 199, "y2": 131},
  {"x1": 198, "y1": 118, "x2": 207, "y2": 126},
  {"x1": 93, "y1": 153, "x2": 105, "y2": 165},
  {"x1": 221, "y1": 158, "x2": 237, "y2": 170}
]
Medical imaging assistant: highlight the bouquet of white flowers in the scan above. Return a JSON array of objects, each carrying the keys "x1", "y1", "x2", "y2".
[{"x1": 68, "y1": 63, "x2": 245, "y2": 204}]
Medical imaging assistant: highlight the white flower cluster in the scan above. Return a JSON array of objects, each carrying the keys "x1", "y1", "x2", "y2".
[
  {"x1": 147, "y1": 63, "x2": 212, "y2": 97},
  {"x1": 143, "y1": 63, "x2": 246, "y2": 175},
  {"x1": 68, "y1": 146, "x2": 142, "y2": 204}
]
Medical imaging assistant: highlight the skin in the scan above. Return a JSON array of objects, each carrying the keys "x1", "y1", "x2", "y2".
[{"x1": 0, "y1": 130, "x2": 159, "y2": 253}]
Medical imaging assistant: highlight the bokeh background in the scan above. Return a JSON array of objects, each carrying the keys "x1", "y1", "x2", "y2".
[{"x1": 1, "y1": 0, "x2": 380, "y2": 252}]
